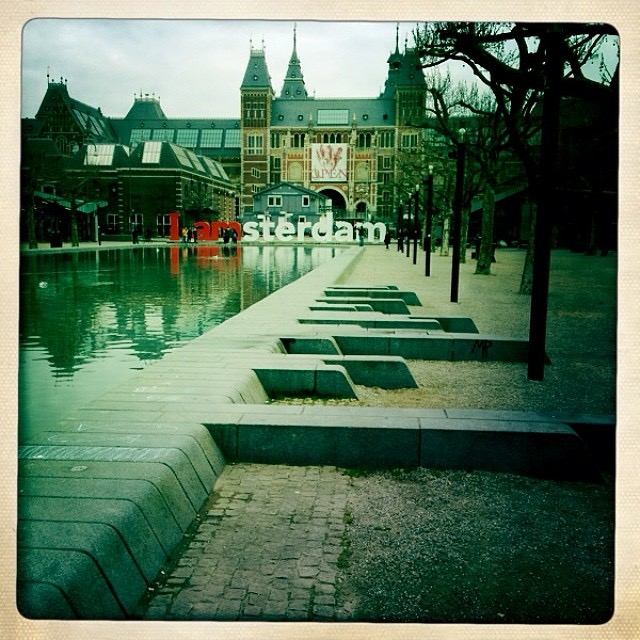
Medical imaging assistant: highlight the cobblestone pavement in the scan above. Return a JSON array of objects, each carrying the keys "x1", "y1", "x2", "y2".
[{"x1": 137, "y1": 464, "x2": 352, "y2": 621}]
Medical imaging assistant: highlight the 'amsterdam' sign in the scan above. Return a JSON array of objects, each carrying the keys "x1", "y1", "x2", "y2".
[{"x1": 168, "y1": 212, "x2": 386, "y2": 243}]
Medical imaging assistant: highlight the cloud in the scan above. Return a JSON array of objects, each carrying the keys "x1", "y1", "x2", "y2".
[{"x1": 21, "y1": 19, "x2": 409, "y2": 119}]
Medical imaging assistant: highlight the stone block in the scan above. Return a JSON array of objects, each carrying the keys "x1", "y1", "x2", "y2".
[
  {"x1": 419, "y1": 418, "x2": 601, "y2": 482},
  {"x1": 233, "y1": 419, "x2": 420, "y2": 468},
  {"x1": 298, "y1": 313, "x2": 443, "y2": 331},
  {"x1": 314, "y1": 364, "x2": 358, "y2": 398},
  {"x1": 17, "y1": 519, "x2": 146, "y2": 616},
  {"x1": 315, "y1": 297, "x2": 410, "y2": 314},
  {"x1": 17, "y1": 547, "x2": 124, "y2": 619},
  {"x1": 411, "y1": 316, "x2": 479, "y2": 333},
  {"x1": 451, "y1": 334, "x2": 531, "y2": 362},
  {"x1": 19, "y1": 476, "x2": 184, "y2": 555},
  {"x1": 18, "y1": 458, "x2": 197, "y2": 532},
  {"x1": 279, "y1": 336, "x2": 343, "y2": 355},
  {"x1": 18, "y1": 444, "x2": 209, "y2": 511},
  {"x1": 252, "y1": 363, "x2": 357, "y2": 399},
  {"x1": 18, "y1": 495, "x2": 166, "y2": 581},
  {"x1": 20, "y1": 431, "x2": 218, "y2": 494},
  {"x1": 320, "y1": 355, "x2": 417, "y2": 388},
  {"x1": 324, "y1": 288, "x2": 421, "y2": 305}
]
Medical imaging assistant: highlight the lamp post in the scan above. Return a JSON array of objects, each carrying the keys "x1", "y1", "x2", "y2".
[
  {"x1": 450, "y1": 128, "x2": 466, "y2": 303},
  {"x1": 405, "y1": 196, "x2": 411, "y2": 258},
  {"x1": 528, "y1": 27, "x2": 563, "y2": 381},
  {"x1": 412, "y1": 185, "x2": 420, "y2": 265},
  {"x1": 424, "y1": 165, "x2": 434, "y2": 276}
]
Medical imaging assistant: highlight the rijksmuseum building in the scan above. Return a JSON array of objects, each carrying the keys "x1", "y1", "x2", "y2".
[{"x1": 21, "y1": 27, "x2": 439, "y2": 242}]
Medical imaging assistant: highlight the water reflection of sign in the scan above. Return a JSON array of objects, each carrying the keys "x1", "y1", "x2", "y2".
[{"x1": 311, "y1": 143, "x2": 347, "y2": 182}]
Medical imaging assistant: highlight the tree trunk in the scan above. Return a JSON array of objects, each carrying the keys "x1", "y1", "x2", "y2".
[
  {"x1": 519, "y1": 204, "x2": 536, "y2": 294},
  {"x1": 460, "y1": 204, "x2": 470, "y2": 264},
  {"x1": 475, "y1": 183, "x2": 496, "y2": 275},
  {"x1": 440, "y1": 214, "x2": 450, "y2": 256},
  {"x1": 27, "y1": 203, "x2": 38, "y2": 249},
  {"x1": 71, "y1": 199, "x2": 79, "y2": 247}
]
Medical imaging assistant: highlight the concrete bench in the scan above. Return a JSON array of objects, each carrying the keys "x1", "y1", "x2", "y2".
[
  {"x1": 17, "y1": 423, "x2": 227, "y2": 619},
  {"x1": 17, "y1": 546, "x2": 126, "y2": 619},
  {"x1": 204, "y1": 405, "x2": 605, "y2": 482},
  {"x1": 252, "y1": 362, "x2": 358, "y2": 398},
  {"x1": 318, "y1": 355, "x2": 417, "y2": 389},
  {"x1": 315, "y1": 297, "x2": 411, "y2": 314},
  {"x1": 298, "y1": 312, "x2": 444, "y2": 331},
  {"x1": 19, "y1": 457, "x2": 197, "y2": 531},
  {"x1": 308, "y1": 304, "x2": 375, "y2": 312},
  {"x1": 324, "y1": 287, "x2": 422, "y2": 305},
  {"x1": 327, "y1": 284, "x2": 399, "y2": 290},
  {"x1": 409, "y1": 315, "x2": 479, "y2": 333},
  {"x1": 279, "y1": 336, "x2": 343, "y2": 355},
  {"x1": 329, "y1": 331, "x2": 532, "y2": 362}
]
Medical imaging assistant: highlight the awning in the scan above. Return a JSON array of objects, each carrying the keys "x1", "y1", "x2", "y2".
[
  {"x1": 34, "y1": 191, "x2": 107, "y2": 213},
  {"x1": 470, "y1": 186, "x2": 527, "y2": 213}
]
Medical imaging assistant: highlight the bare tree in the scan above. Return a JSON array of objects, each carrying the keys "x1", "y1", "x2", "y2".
[{"x1": 413, "y1": 22, "x2": 619, "y2": 292}]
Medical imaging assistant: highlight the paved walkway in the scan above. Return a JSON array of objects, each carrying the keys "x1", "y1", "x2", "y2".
[{"x1": 137, "y1": 464, "x2": 351, "y2": 621}]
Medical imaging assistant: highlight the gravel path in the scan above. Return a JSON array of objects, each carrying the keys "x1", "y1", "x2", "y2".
[
  {"x1": 338, "y1": 245, "x2": 616, "y2": 415},
  {"x1": 333, "y1": 245, "x2": 616, "y2": 624}
]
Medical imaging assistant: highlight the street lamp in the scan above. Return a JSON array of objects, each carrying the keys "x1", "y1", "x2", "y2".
[
  {"x1": 424, "y1": 165, "x2": 434, "y2": 277},
  {"x1": 412, "y1": 184, "x2": 420, "y2": 265},
  {"x1": 450, "y1": 128, "x2": 466, "y2": 303},
  {"x1": 396, "y1": 203, "x2": 404, "y2": 252},
  {"x1": 405, "y1": 196, "x2": 411, "y2": 258}
]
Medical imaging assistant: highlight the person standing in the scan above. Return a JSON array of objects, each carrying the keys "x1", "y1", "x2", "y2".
[{"x1": 384, "y1": 230, "x2": 391, "y2": 250}]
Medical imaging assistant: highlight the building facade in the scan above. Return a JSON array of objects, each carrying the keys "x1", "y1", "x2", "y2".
[
  {"x1": 239, "y1": 27, "x2": 428, "y2": 222},
  {"x1": 22, "y1": 26, "x2": 433, "y2": 243}
]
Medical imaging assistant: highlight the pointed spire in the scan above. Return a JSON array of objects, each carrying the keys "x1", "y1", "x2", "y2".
[
  {"x1": 241, "y1": 40, "x2": 273, "y2": 91},
  {"x1": 280, "y1": 23, "x2": 308, "y2": 99}
]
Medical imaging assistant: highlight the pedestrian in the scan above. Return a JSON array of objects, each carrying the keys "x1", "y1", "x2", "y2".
[
  {"x1": 398, "y1": 229, "x2": 404, "y2": 252},
  {"x1": 132, "y1": 225, "x2": 139, "y2": 244},
  {"x1": 357, "y1": 224, "x2": 365, "y2": 246},
  {"x1": 182, "y1": 226, "x2": 188, "y2": 244},
  {"x1": 384, "y1": 230, "x2": 391, "y2": 250}
]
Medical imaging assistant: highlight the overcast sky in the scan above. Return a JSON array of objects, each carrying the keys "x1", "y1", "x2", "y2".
[{"x1": 21, "y1": 19, "x2": 431, "y2": 119}]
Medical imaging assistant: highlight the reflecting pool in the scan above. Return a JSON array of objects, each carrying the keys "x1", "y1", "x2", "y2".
[{"x1": 19, "y1": 244, "x2": 341, "y2": 437}]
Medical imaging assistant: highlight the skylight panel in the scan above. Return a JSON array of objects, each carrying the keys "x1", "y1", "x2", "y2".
[
  {"x1": 224, "y1": 129, "x2": 241, "y2": 147},
  {"x1": 317, "y1": 109, "x2": 350, "y2": 125},
  {"x1": 186, "y1": 150, "x2": 205, "y2": 172},
  {"x1": 142, "y1": 141, "x2": 162, "y2": 164},
  {"x1": 176, "y1": 128, "x2": 199, "y2": 148},
  {"x1": 130, "y1": 129, "x2": 151, "y2": 145},
  {"x1": 202, "y1": 157, "x2": 222, "y2": 178},
  {"x1": 200, "y1": 129, "x2": 223, "y2": 148},
  {"x1": 172, "y1": 145, "x2": 193, "y2": 169},
  {"x1": 84, "y1": 144, "x2": 115, "y2": 166},
  {"x1": 152, "y1": 128, "x2": 175, "y2": 142}
]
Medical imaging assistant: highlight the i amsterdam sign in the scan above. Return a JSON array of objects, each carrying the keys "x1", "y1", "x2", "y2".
[{"x1": 168, "y1": 212, "x2": 386, "y2": 243}]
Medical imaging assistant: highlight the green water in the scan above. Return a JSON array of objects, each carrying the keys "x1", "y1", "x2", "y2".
[{"x1": 19, "y1": 244, "x2": 340, "y2": 437}]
